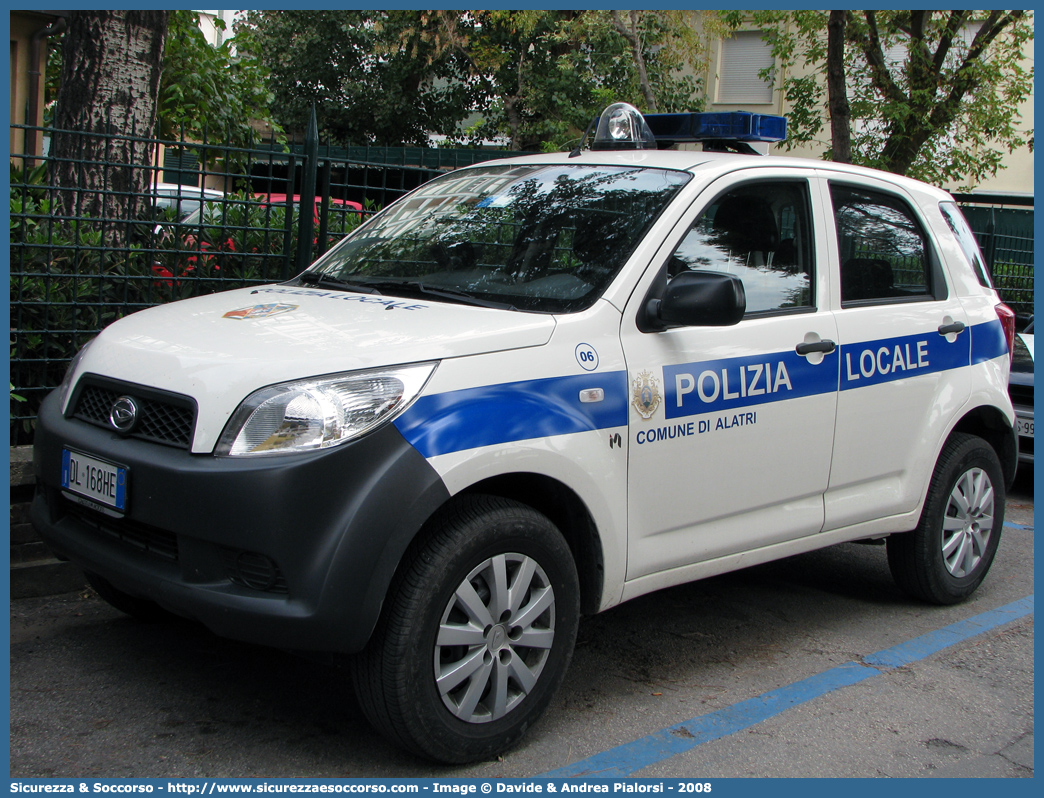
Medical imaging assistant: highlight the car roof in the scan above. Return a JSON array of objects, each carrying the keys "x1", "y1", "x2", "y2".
[{"x1": 152, "y1": 182, "x2": 224, "y2": 197}]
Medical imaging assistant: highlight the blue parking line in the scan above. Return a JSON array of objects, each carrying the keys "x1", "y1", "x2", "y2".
[
  {"x1": 862, "y1": 595, "x2": 1034, "y2": 668},
  {"x1": 540, "y1": 595, "x2": 1034, "y2": 778},
  {"x1": 1004, "y1": 521, "x2": 1033, "y2": 530}
]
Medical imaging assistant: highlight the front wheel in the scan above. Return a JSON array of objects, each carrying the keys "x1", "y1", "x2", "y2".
[
  {"x1": 887, "y1": 433, "x2": 1005, "y2": 604},
  {"x1": 352, "y1": 495, "x2": 580, "y2": 763}
]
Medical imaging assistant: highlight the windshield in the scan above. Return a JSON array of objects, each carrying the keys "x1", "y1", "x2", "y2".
[{"x1": 302, "y1": 163, "x2": 691, "y2": 313}]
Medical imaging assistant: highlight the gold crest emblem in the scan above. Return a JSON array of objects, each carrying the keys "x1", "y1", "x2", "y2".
[
  {"x1": 631, "y1": 370, "x2": 662, "y2": 420},
  {"x1": 223, "y1": 303, "x2": 298, "y2": 320}
]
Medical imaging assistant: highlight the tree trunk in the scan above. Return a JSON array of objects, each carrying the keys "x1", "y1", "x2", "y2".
[
  {"x1": 826, "y1": 11, "x2": 851, "y2": 164},
  {"x1": 503, "y1": 95, "x2": 524, "y2": 150},
  {"x1": 49, "y1": 10, "x2": 167, "y2": 243},
  {"x1": 878, "y1": 124, "x2": 936, "y2": 177},
  {"x1": 611, "y1": 10, "x2": 658, "y2": 112}
]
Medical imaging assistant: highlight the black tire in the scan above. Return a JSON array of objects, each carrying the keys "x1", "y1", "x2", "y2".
[
  {"x1": 86, "y1": 571, "x2": 175, "y2": 622},
  {"x1": 352, "y1": 495, "x2": 580, "y2": 763},
  {"x1": 887, "y1": 433, "x2": 1005, "y2": 604}
]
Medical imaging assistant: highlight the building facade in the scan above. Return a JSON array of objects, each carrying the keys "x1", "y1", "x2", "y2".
[{"x1": 701, "y1": 17, "x2": 1034, "y2": 198}]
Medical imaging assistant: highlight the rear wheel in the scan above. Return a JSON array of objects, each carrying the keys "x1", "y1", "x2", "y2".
[
  {"x1": 887, "y1": 433, "x2": 1004, "y2": 604},
  {"x1": 352, "y1": 495, "x2": 580, "y2": 763}
]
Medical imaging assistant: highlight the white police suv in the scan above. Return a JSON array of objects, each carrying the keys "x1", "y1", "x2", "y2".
[{"x1": 32, "y1": 103, "x2": 1018, "y2": 763}]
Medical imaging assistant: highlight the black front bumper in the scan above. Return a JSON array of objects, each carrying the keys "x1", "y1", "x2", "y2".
[{"x1": 31, "y1": 390, "x2": 450, "y2": 653}]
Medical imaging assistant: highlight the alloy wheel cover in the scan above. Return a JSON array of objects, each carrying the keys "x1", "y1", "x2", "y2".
[
  {"x1": 434, "y1": 552, "x2": 556, "y2": 723},
  {"x1": 941, "y1": 467, "x2": 995, "y2": 577}
]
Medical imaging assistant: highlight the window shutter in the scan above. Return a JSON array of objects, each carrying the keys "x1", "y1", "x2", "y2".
[
  {"x1": 162, "y1": 149, "x2": 200, "y2": 187},
  {"x1": 718, "y1": 31, "x2": 774, "y2": 104}
]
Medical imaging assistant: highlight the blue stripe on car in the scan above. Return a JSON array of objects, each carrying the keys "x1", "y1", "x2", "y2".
[
  {"x1": 397, "y1": 321, "x2": 1004, "y2": 458},
  {"x1": 664, "y1": 349, "x2": 837, "y2": 420},
  {"x1": 838, "y1": 327, "x2": 971, "y2": 391},
  {"x1": 970, "y1": 318, "x2": 1010, "y2": 364},
  {"x1": 395, "y1": 372, "x2": 629, "y2": 459}
]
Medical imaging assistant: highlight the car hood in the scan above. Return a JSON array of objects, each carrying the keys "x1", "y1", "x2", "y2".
[{"x1": 70, "y1": 284, "x2": 556, "y2": 452}]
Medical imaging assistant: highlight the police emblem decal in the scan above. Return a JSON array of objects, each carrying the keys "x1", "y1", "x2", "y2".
[
  {"x1": 631, "y1": 370, "x2": 662, "y2": 420},
  {"x1": 223, "y1": 303, "x2": 298, "y2": 320}
]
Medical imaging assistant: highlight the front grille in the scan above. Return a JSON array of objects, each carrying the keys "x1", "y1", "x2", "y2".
[
  {"x1": 63, "y1": 500, "x2": 179, "y2": 562},
  {"x1": 71, "y1": 378, "x2": 196, "y2": 449}
]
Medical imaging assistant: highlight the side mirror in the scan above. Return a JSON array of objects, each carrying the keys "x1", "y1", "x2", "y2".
[{"x1": 641, "y1": 271, "x2": 746, "y2": 331}]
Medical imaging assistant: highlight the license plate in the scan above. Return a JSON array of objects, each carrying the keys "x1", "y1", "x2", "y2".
[
  {"x1": 61, "y1": 449, "x2": 127, "y2": 513},
  {"x1": 1016, "y1": 417, "x2": 1034, "y2": 438}
]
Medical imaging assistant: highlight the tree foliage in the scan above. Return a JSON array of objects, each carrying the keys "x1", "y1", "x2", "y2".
[
  {"x1": 234, "y1": 10, "x2": 476, "y2": 147},
  {"x1": 158, "y1": 10, "x2": 280, "y2": 148},
  {"x1": 727, "y1": 10, "x2": 1034, "y2": 186},
  {"x1": 236, "y1": 10, "x2": 718, "y2": 151},
  {"x1": 599, "y1": 10, "x2": 722, "y2": 115},
  {"x1": 446, "y1": 9, "x2": 719, "y2": 150},
  {"x1": 417, "y1": 10, "x2": 625, "y2": 150}
]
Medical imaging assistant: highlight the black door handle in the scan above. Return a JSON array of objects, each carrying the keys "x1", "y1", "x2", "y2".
[
  {"x1": 938, "y1": 322, "x2": 966, "y2": 335},
  {"x1": 795, "y1": 339, "x2": 837, "y2": 356}
]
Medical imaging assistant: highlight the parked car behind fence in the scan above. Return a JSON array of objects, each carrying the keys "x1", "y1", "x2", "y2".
[
  {"x1": 150, "y1": 193, "x2": 365, "y2": 292},
  {"x1": 148, "y1": 182, "x2": 225, "y2": 222}
]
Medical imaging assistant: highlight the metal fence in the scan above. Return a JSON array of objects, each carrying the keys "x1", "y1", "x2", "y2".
[
  {"x1": 955, "y1": 199, "x2": 1035, "y2": 321},
  {"x1": 9, "y1": 124, "x2": 1035, "y2": 443}
]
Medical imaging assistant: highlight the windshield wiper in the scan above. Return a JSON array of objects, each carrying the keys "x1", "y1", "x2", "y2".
[
  {"x1": 360, "y1": 279, "x2": 517, "y2": 311},
  {"x1": 296, "y1": 272, "x2": 382, "y2": 294}
]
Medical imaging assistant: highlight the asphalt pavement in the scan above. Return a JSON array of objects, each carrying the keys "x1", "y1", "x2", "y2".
[{"x1": 9, "y1": 469, "x2": 1034, "y2": 779}]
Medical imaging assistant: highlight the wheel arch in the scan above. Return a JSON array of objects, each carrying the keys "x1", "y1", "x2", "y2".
[
  {"x1": 392, "y1": 472, "x2": 606, "y2": 617},
  {"x1": 460, "y1": 473, "x2": 605, "y2": 615},
  {"x1": 950, "y1": 404, "x2": 1018, "y2": 489}
]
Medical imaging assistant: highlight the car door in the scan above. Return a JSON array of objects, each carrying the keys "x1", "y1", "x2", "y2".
[
  {"x1": 822, "y1": 177, "x2": 972, "y2": 531},
  {"x1": 621, "y1": 172, "x2": 839, "y2": 582}
]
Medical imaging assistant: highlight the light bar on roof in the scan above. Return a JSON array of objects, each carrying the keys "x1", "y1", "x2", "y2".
[
  {"x1": 579, "y1": 104, "x2": 789, "y2": 154},
  {"x1": 644, "y1": 111, "x2": 787, "y2": 143},
  {"x1": 590, "y1": 102, "x2": 658, "y2": 151}
]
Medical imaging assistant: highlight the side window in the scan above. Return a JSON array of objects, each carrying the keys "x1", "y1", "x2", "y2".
[
  {"x1": 939, "y1": 201, "x2": 993, "y2": 289},
  {"x1": 831, "y1": 184, "x2": 933, "y2": 304},
  {"x1": 668, "y1": 181, "x2": 814, "y2": 315}
]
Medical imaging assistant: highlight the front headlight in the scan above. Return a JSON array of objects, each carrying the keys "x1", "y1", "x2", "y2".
[
  {"x1": 56, "y1": 338, "x2": 96, "y2": 412},
  {"x1": 216, "y1": 362, "x2": 437, "y2": 457}
]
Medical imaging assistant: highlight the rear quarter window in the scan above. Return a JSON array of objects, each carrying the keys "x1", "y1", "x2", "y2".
[{"x1": 939, "y1": 201, "x2": 994, "y2": 289}]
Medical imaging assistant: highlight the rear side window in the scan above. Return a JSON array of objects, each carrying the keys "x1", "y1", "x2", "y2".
[
  {"x1": 831, "y1": 184, "x2": 934, "y2": 305},
  {"x1": 939, "y1": 201, "x2": 994, "y2": 289}
]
